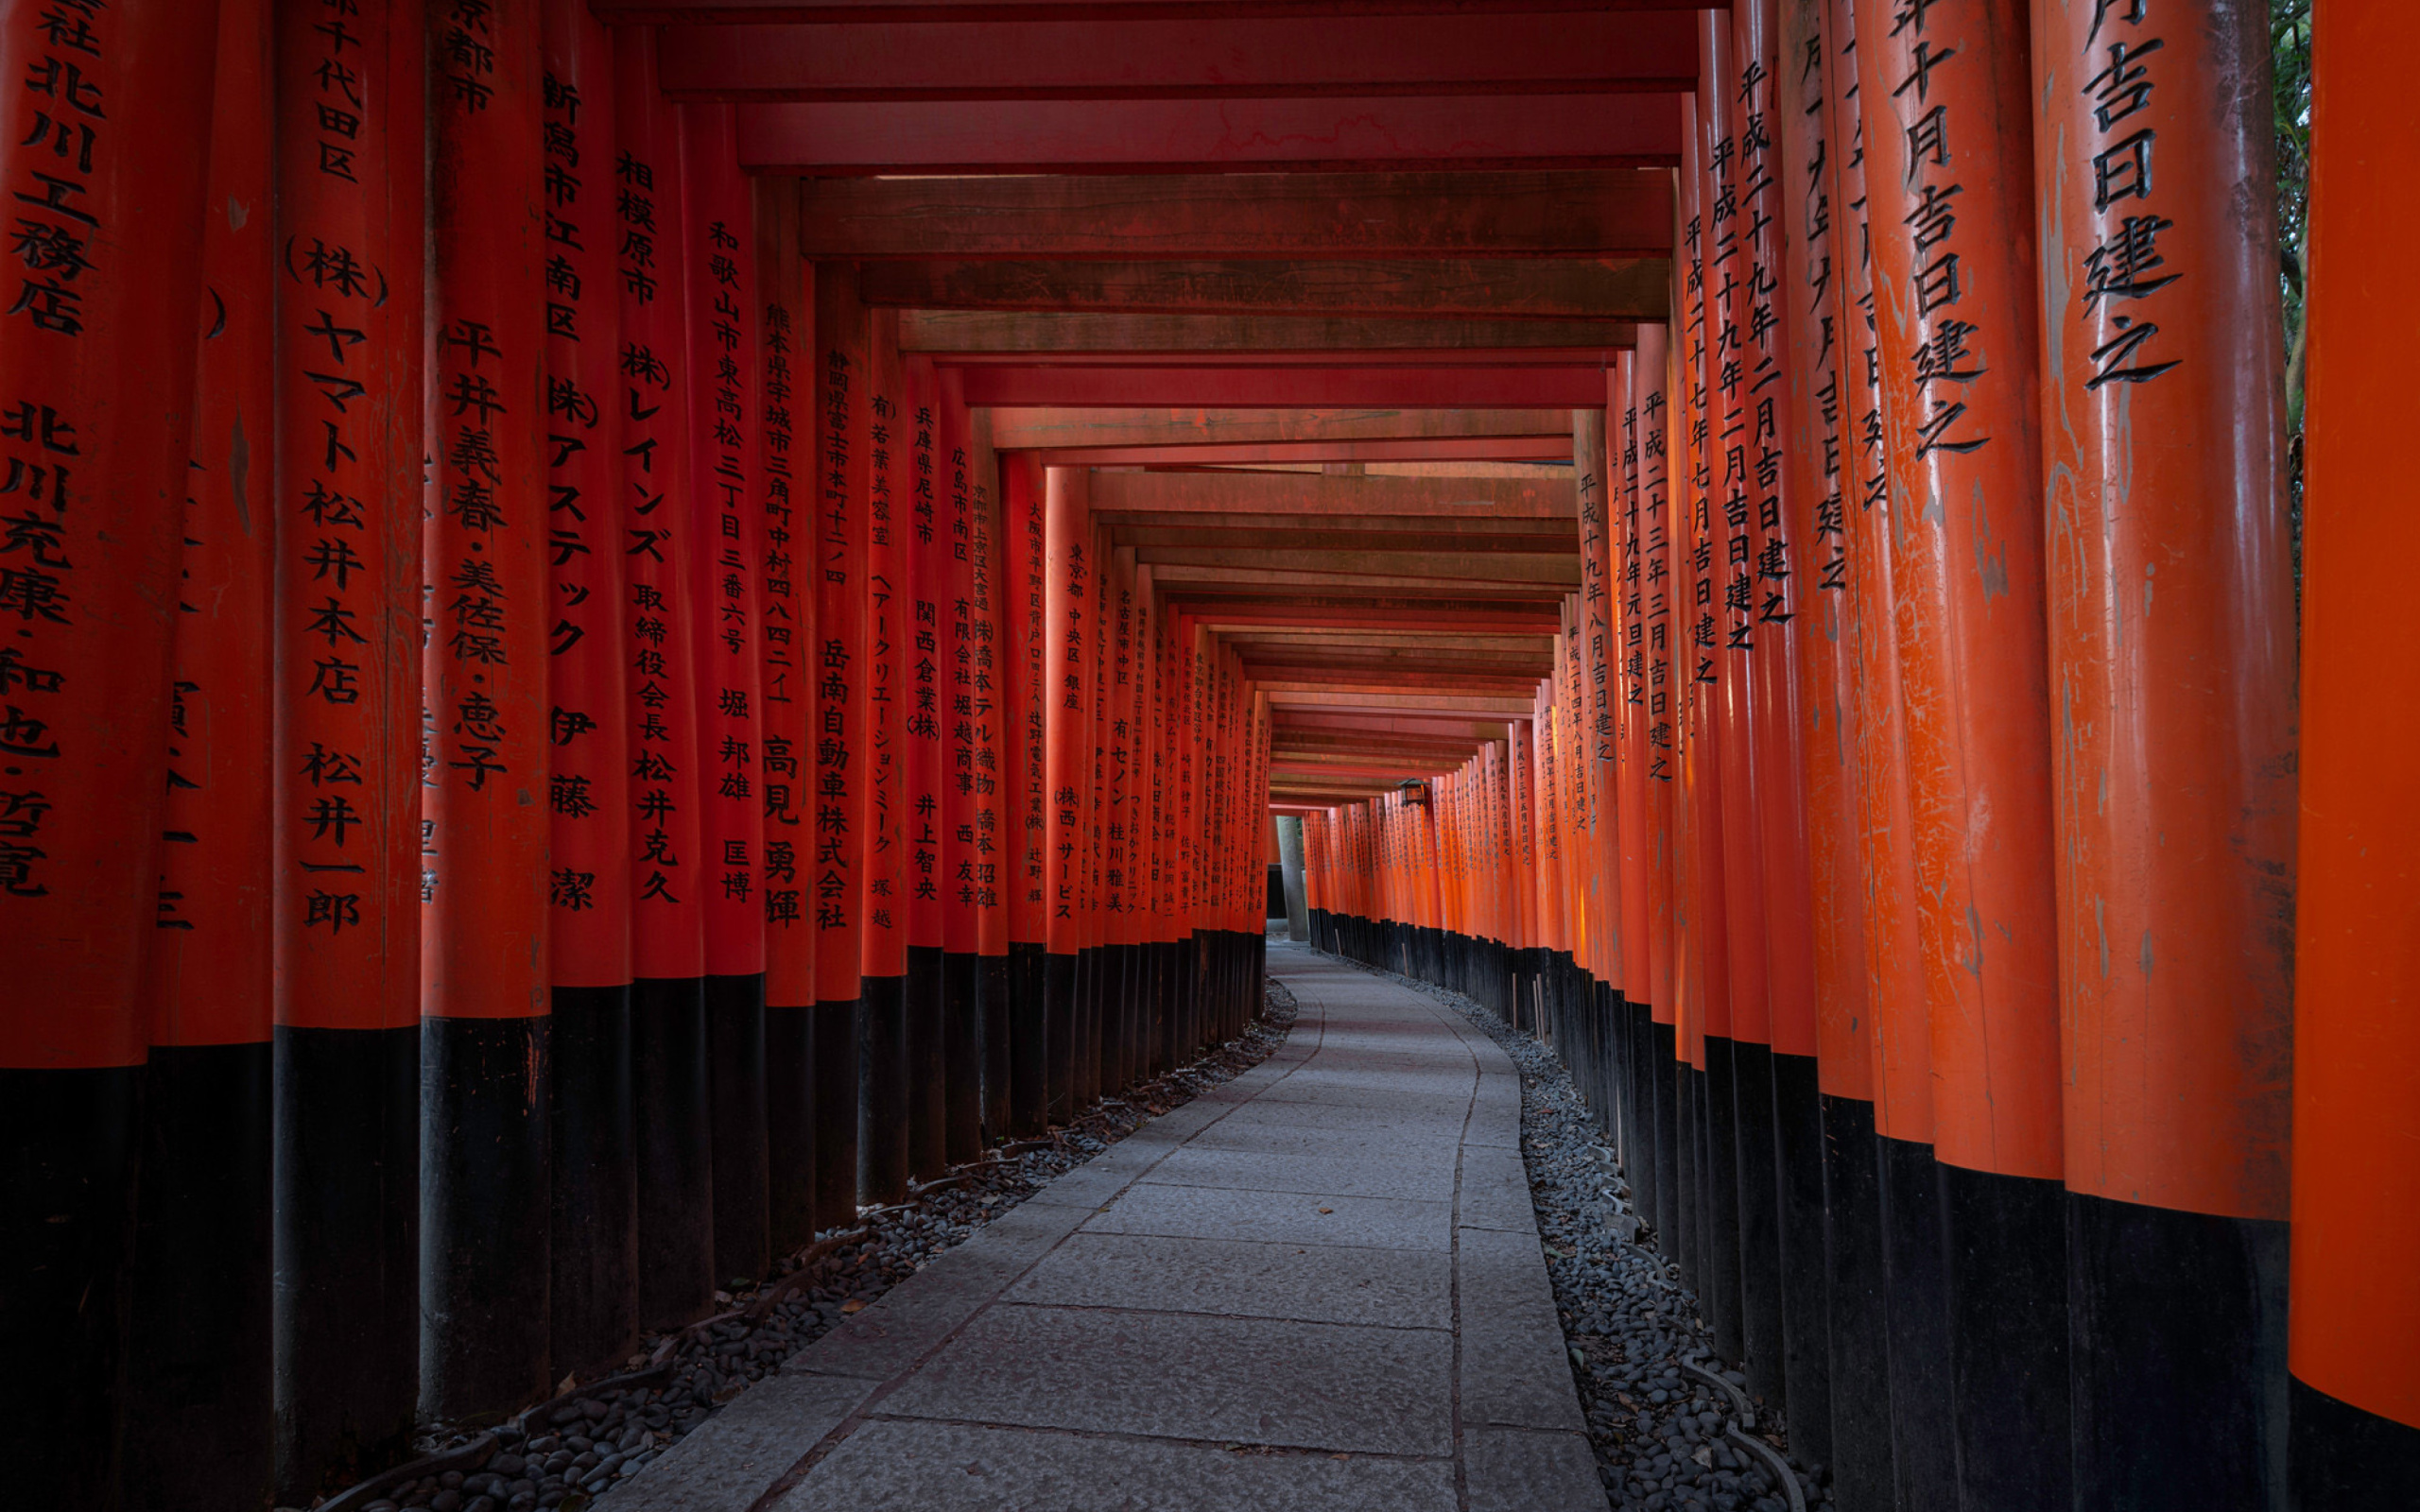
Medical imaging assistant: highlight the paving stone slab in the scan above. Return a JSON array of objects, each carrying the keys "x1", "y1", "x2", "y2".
[
  {"x1": 1137, "y1": 1143, "x2": 1460, "y2": 1204},
  {"x1": 1464, "y1": 1426, "x2": 1608, "y2": 1512},
  {"x1": 770, "y1": 1419, "x2": 1459, "y2": 1512},
  {"x1": 1457, "y1": 1227, "x2": 1589, "y2": 1434},
  {"x1": 1005, "y1": 1230, "x2": 1455, "y2": 1330},
  {"x1": 878, "y1": 1304, "x2": 1456, "y2": 1456},
  {"x1": 612, "y1": 1368, "x2": 884, "y2": 1512},
  {"x1": 1082, "y1": 1180, "x2": 1455, "y2": 1251}
]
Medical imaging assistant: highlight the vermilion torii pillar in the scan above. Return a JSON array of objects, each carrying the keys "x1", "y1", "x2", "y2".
[
  {"x1": 614, "y1": 26, "x2": 713, "y2": 1332},
  {"x1": 421, "y1": 0, "x2": 550, "y2": 1422},
  {"x1": 123, "y1": 2, "x2": 273, "y2": 1505},
  {"x1": 754, "y1": 180, "x2": 817, "y2": 1257},
  {"x1": 1857, "y1": 0, "x2": 2068, "y2": 1503},
  {"x1": 267, "y1": 1, "x2": 427, "y2": 1498},
  {"x1": 1003, "y1": 449, "x2": 1047, "y2": 1134},
  {"x1": 683, "y1": 101, "x2": 771, "y2": 1283},
  {"x1": 1043, "y1": 464, "x2": 1092, "y2": 1125},
  {"x1": 540, "y1": 0, "x2": 635, "y2": 1382},
  {"x1": 2033, "y1": 2, "x2": 2298, "y2": 1504},
  {"x1": 812, "y1": 260, "x2": 872, "y2": 1223},
  {"x1": 2294, "y1": 5, "x2": 2420, "y2": 1497},
  {"x1": 905, "y1": 353, "x2": 953, "y2": 1177},
  {"x1": 860, "y1": 309, "x2": 910, "y2": 1206}
]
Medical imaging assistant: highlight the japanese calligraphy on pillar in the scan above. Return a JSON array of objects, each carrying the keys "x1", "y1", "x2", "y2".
[
  {"x1": 612, "y1": 32, "x2": 702, "y2": 974},
  {"x1": 2067, "y1": 0, "x2": 2179, "y2": 390},
  {"x1": 959, "y1": 416, "x2": 999, "y2": 920},
  {"x1": 1738, "y1": 9, "x2": 1798, "y2": 631},
  {"x1": 864, "y1": 343, "x2": 902, "y2": 956},
  {"x1": 271, "y1": 0, "x2": 423, "y2": 1029},
  {"x1": 908, "y1": 369, "x2": 942, "y2": 935},
  {"x1": 756, "y1": 209, "x2": 803, "y2": 938},
  {"x1": 540, "y1": 6, "x2": 629, "y2": 959},
  {"x1": 683, "y1": 109, "x2": 762, "y2": 971}
]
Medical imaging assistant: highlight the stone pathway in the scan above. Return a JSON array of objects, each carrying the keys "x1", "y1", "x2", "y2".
[{"x1": 613, "y1": 942, "x2": 1601, "y2": 1512}]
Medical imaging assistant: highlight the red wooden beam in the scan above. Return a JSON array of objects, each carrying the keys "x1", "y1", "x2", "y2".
[
  {"x1": 733, "y1": 94, "x2": 1683, "y2": 173},
  {"x1": 1033, "y1": 437, "x2": 1574, "y2": 465},
  {"x1": 946, "y1": 348, "x2": 1629, "y2": 368},
  {"x1": 986, "y1": 405, "x2": 1572, "y2": 450},
  {"x1": 956, "y1": 363, "x2": 1612, "y2": 408},
  {"x1": 603, "y1": 1, "x2": 1707, "y2": 24},
  {"x1": 660, "y1": 14, "x2": 1694, "y2": 101},
  {"x1": 859, "y1": 256, "x2": 1667, "y2": 319}
]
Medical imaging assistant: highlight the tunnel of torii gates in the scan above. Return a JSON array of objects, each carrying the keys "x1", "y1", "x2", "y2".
[{"x1": 1, "y1": 0, "x2": 2415, "y2": 1507}]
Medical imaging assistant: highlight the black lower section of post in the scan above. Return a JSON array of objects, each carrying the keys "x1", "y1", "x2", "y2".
[
  {"x1": 1703, "y1": 1035, "x2": 1745, "y2": 1363},
  {"x1": 1627, "y1": 1001, "x2": 1658, "y2": 1239},
  {"x1": 2291, "y1": 1372, "x2": 2420, "y2": 1508},
  {"x1": 1731, "y1": 1039, "x2": 1785, "y2": 1409},
  {"x1": 1876, "y1": 1134, "x2": 1958, "y2": 1512},
  {"x1": 123, "y1": 1042, "x2": 272, "y2": 1512},
  {"x1": 1154, "y1": 938, "x2": 1180, "y2": 1077},
  {"x1": 1042, "y1": 950, "x2": 1077, "y2": 1125},
  {"x1": 765, "y1": 1001, "x2": 817, "y2": 1254},
  {"x1": 2068, "y1": 1191, "x2": 2288, "y2": 1509},
  {"x1": 272, "y1": 1023, "x2": 420, "y2": 1500},
  {"x1": 1071, "y1": 947, "x2": 1098, "y2": 1109},
  {"x1": 1007, "y1": 942, "x2": 1046, "y2": 1136},
  {"x1": 703, "y1": 974, "x2": 769, "y2": 1286},
  {"x1": 548, "y1": 984, "x2": 635, "y2": 1381},
  {"x1": 1772, "y1": 1051, "x2": 1830, "y2": 1469},
  {"x1": 904, "y1": 946, "x2": 947, "y2": 1181},
  {"x1": 1676, "y1": 1061, "x2": 1702, "y2": 1288},
  {"x1": 813, "y1": 994, "x2": 862, "y2": 1232},
  {"x1": 941, "y1": 949, "x2": 982, "y2": 1164},
  {"x1": 1653, "y1": 1022, "x2": 1681, "y2": 1256},
  {"x1": 1104, "y1": 941, "x2": 1133, "y2": 1096},
  {"x1": 631, "y1": 976, "x2": 713, "y2": 1332},
  {"x1": 1819, "y1": 1094, "x2": 1894, "y2": 1512},
  {"x1": 1940, "y1": 1161, "x2": 2071, "y2": 1512},
  {"x1": 420, "y1": 1012, "x2": 552, "y2": 1418},
  {"x1": 858, "y1": 972, "x2": 909, "y2": 1206},
  {"x1": 977, "y1": 952, "x2": 1011, "y2": 1142}
]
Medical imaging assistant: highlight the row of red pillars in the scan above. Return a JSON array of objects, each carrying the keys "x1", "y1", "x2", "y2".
[
  {"x1": 0, "y1": 4, "x2": 1273, "y2": 1506},
  {"x1": 1303, "y1": 1, "x2": 2416, "y2": 1505}
]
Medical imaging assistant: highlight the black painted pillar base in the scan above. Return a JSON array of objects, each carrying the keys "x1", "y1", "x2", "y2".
[
  {"x1": 123, "y1": 1041, "x2": 272, "y2": 1512},
  {"x1": 1675, "y1": 1059, "x2": 1702, "y2": 1289},
  {"x1": 976, "y1": 952, "x2": 1011, "y2": 1143},
  {"x1": 1041, "y1": 951, "x2": 1077, "y2": 1125},
  {"x1": 905, "y1": 946, "x2": 947, "y2": 1181},
  {"x1": 420, "y1": 1012, "x2": 552, "y2": 1418},
  {"x1": 2068, "y1": 1191, "x2": 2287, "y2": 1510},
  {"x1": 1731, "y1": 1040, "x2": 1786, "y2": 1413},
  {"x1": 1771, "y1": 1052, "x2": 1830, "y2": 1472},
  {"x1": 1818, "y1": 1094, "x2": 1894, "y2": 1512},
  {"x1": 1069, "y1": 947, "x2": 1098, "y2": 1111},
  {"x1": 549, "y1": 985, "x2": 635, "y2": 1382},
  {"x1": 704, "y1": 973, "x2": 769, "y2": 1287},
  {"x1": 1876, "y1": 1134, "x2": 1958, "y2": 1512},
  {"x1": 1703, "y1": 1035, "x2": 1746, "y2": 1364},
  {"x1": 633, "y1": 977, "x2": 714, "y2": 1332},
  {"x1": 811, "y1": 994, "x2": 862, "y2": 1234},
  {"x1": 272, "y1": 1024, "x2": 420, "y2": 1500},
  {"x1": 940, "y1": 950, "x2": 982, "y2": 1165},
  {"x1": 1006, "y1": 943, "x2": 1046, "y2": 1137},
  {"x1": 1624, "y1": 1001, "x2": 1657, "y2": 1222},
  {"x1": 2291, "y1": 1374, "x2": 2420, "y2": 1508},
  {"x1": 765, "y1": 1001, "x2": 817, "y2": 1255},
  {"x1": 858, "y1": 972, "x2": 909, "y2": 1207},
  {"x1": 1940, "y1": 1162, "x2": 2070, "y2": 1512},
  {"x1": 1652, "y1": 1023, "x2": 1679, "y2": 1253},
  {"x1": 1154, "y1": 937, "x2": 1179, "y2": 1077}
]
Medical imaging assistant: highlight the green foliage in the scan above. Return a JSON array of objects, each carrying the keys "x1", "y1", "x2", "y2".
[{"x1": 2276, "y1": 0, "x2": 2311, "y2": 429}]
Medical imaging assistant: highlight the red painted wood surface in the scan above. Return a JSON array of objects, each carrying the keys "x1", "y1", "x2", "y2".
[
  {"x1": 755, "y1": 180, "x2": 813, "y2": 1005},
  {"x1": 541, "y1": 0, "x2": 631, "y2": 990},
  {"x1": 270, "y1": 0, "x2": 425, "y2": 1036},
  {"x1": 1857, "y1": 0, "x2": 2060, "y2": 1180},
  {"x1": 615, "y1": 29, "x2": 705, "y2": 983},
  {"x1": 734, "y1": 93, "x2": 1683, "y2": 175},
  {"x1": 683, "y1": 102, "x2": 768, "y2": 977},
  {"x1": 659, "y1": 14, "x2": 1693, "y2": 101},
  {"x1": 957, "y1": 364, "x2": 1614, "y2": 410},
  {"x1": 862, "y1": 311, "x2": 907, "y2": 979},
  {"x1": 811, "y1": 263, "x2": 871, "y2": 998},
  {"x1": 145, "y1": 0, "x2": 274, "y2": 1047}
]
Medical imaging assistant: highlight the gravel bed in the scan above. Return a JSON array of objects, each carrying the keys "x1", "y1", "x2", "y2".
[
  {"x1": 308, "y1": 981, "x2": 1296, "y2": 1512},
  {"x1": 1339, "y1": 957, "x2": 1829, "y2": 1512}
]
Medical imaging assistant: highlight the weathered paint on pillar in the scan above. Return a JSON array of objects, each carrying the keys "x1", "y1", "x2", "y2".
[
  {"x1": 267, "y1": 0, "x2": 427, "y2": 1494},
  {"x1": 539, "y1": 0, "x2": 636, "y2": 1383},
  {"x1": 755, "y1": 178, "x2": 817, "y2": 1257},
  {"x1": 614, "y1": 26, "x2": 712, "y2": 1331},
  {"x1": 124, "y1": 0, "x2": 274, "y2": 1502},
  {"x1": 420, "y1": 0, "x2": 551, "y2": 1420}
]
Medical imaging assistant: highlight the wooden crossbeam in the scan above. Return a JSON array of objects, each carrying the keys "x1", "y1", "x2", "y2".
[
  {"x1": 1088, "y1": 469, "x2": 1574, "y2": 518},
  {"x1": 903, "y1": 313, "x2": 1641, "y2": 353},
  {"x1": 955, "y1": 363, "x2": 1609, "y2": 408},
  {"x1": 987, "y1": 407, "x2": 1572, "y2": 452},
  {"x1": 862, "y1": 258, "x2": 1668, "y2": 319},
  {"x1": 1035, "y1": 437, "x2": 1574, "y2": 466},
  {"x1": 662, "y1": 19, "x2": 1692, "y2": 105}
]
